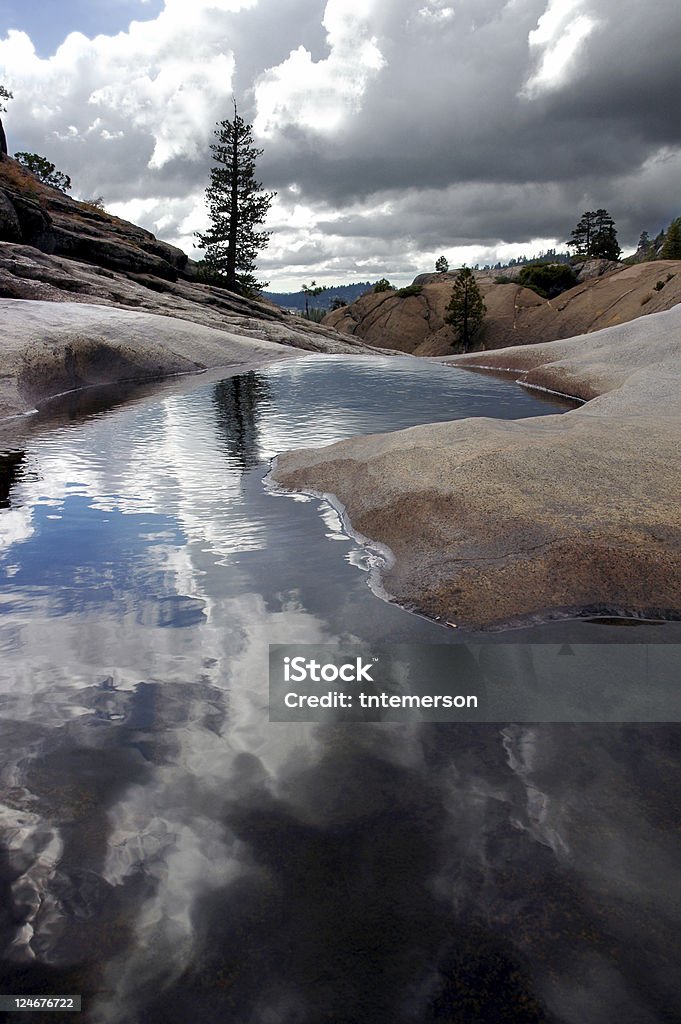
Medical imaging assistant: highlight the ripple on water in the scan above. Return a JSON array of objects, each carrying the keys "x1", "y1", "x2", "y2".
[{"x1": 0, "y1": 355, "x2": 679, "y2": 1022}]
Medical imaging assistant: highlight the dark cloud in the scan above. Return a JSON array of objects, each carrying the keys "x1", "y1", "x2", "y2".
[
  {"x1": 256, "y1": 0, "x2": 681, "y2": 258},
  {"x1": 2, "y1": 0, "x2": 680, "y2": 285}
]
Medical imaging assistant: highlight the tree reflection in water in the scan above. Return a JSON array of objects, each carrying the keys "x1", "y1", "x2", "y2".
[
  {"x1": 0, "y1": 451, "x2": 24, "y2": 509},
  {"x1": 212, "y1": 373, "x2": 271, "y2": 471}
]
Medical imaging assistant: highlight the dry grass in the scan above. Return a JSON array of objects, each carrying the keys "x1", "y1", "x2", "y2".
[{"x1": 0, "y1": 158, "x2": 43, "y2": 197}]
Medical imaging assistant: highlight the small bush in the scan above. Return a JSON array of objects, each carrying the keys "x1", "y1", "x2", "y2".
[
  {"x1": 518, "y1": 263, "x2": 577, "y2": 298},
  {"x1": 494, "y1": 274, "x2": 514, "y2": 284},
  {"x1": 14, "y1": 151, "x2": 71, "y2": 192},
  {"x1": 194, "y1": 260, "x2": 228, "y2": 286},
  {"x1": 396, "y1": 284, "x2": 423, "y2": 297},
  {"x1": 654, "y1": 280, "x2": 665, "y2": 291},
  {"x1": 373, "y1": 278, "x2": 393, "y2": 292}
]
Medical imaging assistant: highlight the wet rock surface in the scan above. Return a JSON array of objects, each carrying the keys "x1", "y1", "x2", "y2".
[
  {"x1": 0, "y1": 159, "x2": 384, "y2": 425},
  {"x1": 273, "y1": 305, "x2": 681, "y2": 628}
]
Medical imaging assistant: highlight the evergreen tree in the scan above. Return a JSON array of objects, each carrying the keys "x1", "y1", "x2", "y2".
[
  {"x1": 591, "y1": 208, "x2": 621, "y2": 259},
  {"x1": 0, "y1": 84, "x2": 12, "y2": 158},
  {"x1": 568, "y1": 208, "x2": 620, "y2": 260},
  {"x1": 445, "y1": 267, "x2": 486, "y2": 352},
  {"x1": 567, "y1": 211, "x2": 597, "y2": 257},
  {"x1": 301, "y1": 279, "x2": 325, "y2": 318},
  {"x1": 661, "y1": 217, "x2": 681, "y2": 260},
  {"x1": 14, "y1": 152, "x2": 71, "y2": 191},
  {"x1": 637, "y1": 230, "x2": 651, "y2": 257},
  {"x1": 196, "y1": 102, "x2": 275, "y2": 294},
  {"x1": 435, "y1": 256, "x2": 449, "y2": 273}
]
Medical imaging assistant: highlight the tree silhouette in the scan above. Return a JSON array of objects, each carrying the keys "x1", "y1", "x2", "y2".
[
  {"x1": 661, "y1": 217, "x2": 681, "y2": 260},
  {"x1": 301, "y1": 280, "x2": 325, "y2": 318},
  {"x1": 196, "y1": 101, "x2": 275, "y2": 294},
  {"x1": 14, "y1": 152, "x2": 72, "y2": 191},
  {"x1": 568, "y1": 209, "x2": 620, "y2": 260},
  {"x1": 445, "y1": 267, "x2": 486, "y2": 352}
]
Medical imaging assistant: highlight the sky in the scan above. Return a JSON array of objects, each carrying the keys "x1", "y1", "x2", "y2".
[{"x1": 1, "y1": 0, "x2": 680, "y2": 291}]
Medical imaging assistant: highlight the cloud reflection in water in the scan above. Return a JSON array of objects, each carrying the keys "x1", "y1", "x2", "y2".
[{"x1": 0, "y1": 357, "x2": 679, "y2": 1022}]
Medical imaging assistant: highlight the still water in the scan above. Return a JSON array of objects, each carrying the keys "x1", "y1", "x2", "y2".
[{"x1": 0, "y1": 355, "x2": 679, "y2": 1022}]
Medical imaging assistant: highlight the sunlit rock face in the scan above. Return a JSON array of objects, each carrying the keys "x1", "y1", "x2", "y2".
[{"x1": 324, "y1": 261, "x2": 681, "y2": 355}]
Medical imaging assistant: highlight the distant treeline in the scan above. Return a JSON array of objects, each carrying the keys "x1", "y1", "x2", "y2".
[
  {"x1": 480, "y1": 248, "x2": 572, "y2": 271},
  {"x1": 263, "y1": 281, "x2": 373, "y2": 311}
]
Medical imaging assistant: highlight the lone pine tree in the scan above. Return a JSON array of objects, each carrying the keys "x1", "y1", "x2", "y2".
[
  {"x1": 197, "y1": 102, "x2": 274, "y2": 294},
  {"x1": 445, "y1": 267, "x2": 486, "y2": 352}
]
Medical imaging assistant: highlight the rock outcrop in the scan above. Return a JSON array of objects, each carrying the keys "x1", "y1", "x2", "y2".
[
  {"x1": 0, "y1": 157, "x2": 387, "y2": 427},
  {"x1": 0, "y1": 157, "x2": 189, "y2": 280},
  {"x1": 273, "y1": 305, "x2": 681, "y2": 630},
  {"x1": 325, "y1": 261, "x2": 681, "y2": 355}
]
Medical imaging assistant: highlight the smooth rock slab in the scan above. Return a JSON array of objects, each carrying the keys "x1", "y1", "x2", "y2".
[
  {"x1": 273, "y1": 304, "x2": 681, "y2": 628},
  {"x1": 0, "y1": 299, "x2": 288, "y2": 420}
]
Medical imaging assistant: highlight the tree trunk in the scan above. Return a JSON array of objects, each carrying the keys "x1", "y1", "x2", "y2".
[
  {"x1": 226, "y1": 126, "x2": 239, "y2": 291},
  {"x1": 0, "y1": 117, "x2": 7, "y2": 158}
]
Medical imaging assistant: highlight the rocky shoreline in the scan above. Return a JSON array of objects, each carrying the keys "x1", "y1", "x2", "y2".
[
  {"x1": 273, "y1": 305, "x2": 681, "y2": 629},
  {"x1": 0, "y1": 294, "x2": 384, "y2": 431},
  {"x1": 0, "y1": 158, "x2": 388, "y2": 436}
]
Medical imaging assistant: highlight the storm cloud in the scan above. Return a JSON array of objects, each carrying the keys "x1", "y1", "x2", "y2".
[{"x1": 1, "y1": 0, "x2": 680, "y2": 287}]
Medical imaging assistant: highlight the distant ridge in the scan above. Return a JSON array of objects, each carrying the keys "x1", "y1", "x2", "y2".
[{"x1": 263, "y1": 281, "x2": 374, "y2": 311}]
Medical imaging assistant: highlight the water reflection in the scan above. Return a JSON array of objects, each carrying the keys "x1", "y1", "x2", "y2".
[
  {"x1": 0, "y1": 356, "x2": 679, "y2": 1023},
  {"x1": 212, "y1": 373, "x2": 272, "y2": 470},
  {"x1": 0, "y1": 451, "x2": 24, "y2": 509}
]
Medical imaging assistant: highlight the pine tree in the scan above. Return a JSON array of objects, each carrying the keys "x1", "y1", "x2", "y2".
[
  {"x1": 196, "y1": 102, "x2": 275, "y2": 294},
  {"x1": 637, "y1": 231, "x2": 651, "y2": 256},
  {"x1": 568, "y1": 211, "x2": 597, "y2": 258},
  {"x1": 591, "y1": 208, "x2": 621, "y2": 260},
  {"x1": 435, "y1": 256, "x2": 449, "y2": 273},
  {"x1": 567, "y1": 209, "x2": 620, "y2": 260},
  {"x1": 661, "y1": 217, "x2": 681, "y2": 260},
  {"x1": 301, "y1": 280, "x2": 325, "y2": 318},
  {"x1": 445, "y1": 267, "x2": 486, "y2": 352}
]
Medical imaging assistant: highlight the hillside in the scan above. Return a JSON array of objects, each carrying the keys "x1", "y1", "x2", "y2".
[
  {"x1": 324, "y1": 261, "x2": 681, "y2": 354},
  {"x1": 263, "y1": 281, "x2": 373, "y2": 312}
]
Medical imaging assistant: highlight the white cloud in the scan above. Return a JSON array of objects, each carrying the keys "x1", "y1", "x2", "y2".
[
  {"x1": 253, "y1": 0, "x2": 385, "y2": 136},
  {"x1": 522, "y1": 0, "x2": 598, "y2": 95}
]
